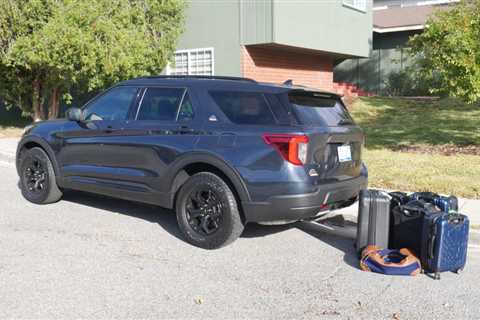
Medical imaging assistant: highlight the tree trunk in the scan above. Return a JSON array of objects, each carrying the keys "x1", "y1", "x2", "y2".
[
  {"x1": 48, "y1": 87, "x2": 60, "y2": 120},
  {"x1": 32, "y1": 78, "x2": 45, "y2": 122}
]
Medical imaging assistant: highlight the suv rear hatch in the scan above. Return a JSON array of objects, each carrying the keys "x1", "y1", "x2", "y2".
[{"x1": 285, "y1": 90, "x2": 364, "y2": 182}]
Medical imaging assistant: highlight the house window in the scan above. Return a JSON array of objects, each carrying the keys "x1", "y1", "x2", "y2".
[
  {"x1": 343, "y1": 0, "x2": 367, "y2": 12},
  {"x1": 167, "y1": 48, "x2": 214, "y2": 76}
]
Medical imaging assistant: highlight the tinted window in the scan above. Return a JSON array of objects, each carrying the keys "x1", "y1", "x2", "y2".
[
  {"x1": 137, "y1": 88, "x2": 184, "y2": 121},
  {"x1": 83, "y1": 86, "x2": 138, "y2": 121},
  {"x1": 288, "y1": 92, "x2": 354, "y2": 127},
  {"x1": 265, "y1": 94, "x2": 294, "y2": 124},
  {"x1": 209, "y1": 91, "x2": 276, "y2": 125},
  {"x1": 177, "y1": 92, "x2": 195, "y2": 122}
]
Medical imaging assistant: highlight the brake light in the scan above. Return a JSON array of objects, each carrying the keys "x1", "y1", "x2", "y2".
[{"x1": 263, "y1": 134, "x2": 309, "y2": 166}]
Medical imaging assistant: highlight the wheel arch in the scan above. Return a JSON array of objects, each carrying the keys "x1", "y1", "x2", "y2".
[
  {"x1": 16, "y1": 136, "x2": 61, "y2": 178},
  {"x1": 168, "y1": 153, "x2": 250, "y2": 221}
]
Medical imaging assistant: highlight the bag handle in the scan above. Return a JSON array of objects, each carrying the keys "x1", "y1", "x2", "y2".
[{"x1": 428, "y1": 217, "x2": 438, "y2": 260}]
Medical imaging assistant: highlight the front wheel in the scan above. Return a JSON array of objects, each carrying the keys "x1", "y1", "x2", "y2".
[
  {"x1": 175, "y1": 172, "x2": 244, "y2": 249},
  {"x1": 19, "y1": 147, "x2": 62, "y2": 204}
]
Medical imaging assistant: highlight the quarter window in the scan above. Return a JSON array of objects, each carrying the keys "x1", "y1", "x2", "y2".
[
  {"x1": 136, "y1": 88, "x2": 185, "y2": 121},
  {"x1": 209, "y1": 91, "x2": 276, "y2": 125},
  {"x1": 167, "y1": 48, "x2": 214, "y2": 76},
  {"x1": 83, "y1": 86, "x2": 138, "y2": 121}
]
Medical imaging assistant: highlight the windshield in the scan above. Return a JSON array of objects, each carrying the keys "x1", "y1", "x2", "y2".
[{"x1": 288, "y1": 91, "x2": 354, "y2": 127}]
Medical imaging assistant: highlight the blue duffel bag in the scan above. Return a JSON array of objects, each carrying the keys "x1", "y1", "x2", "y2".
[
  {"x1": 360, "y1": 245, "x2": 422, "y2": 276},
  {"x1": 411, "y1": 192, "x2": 458, "y2": 213}
]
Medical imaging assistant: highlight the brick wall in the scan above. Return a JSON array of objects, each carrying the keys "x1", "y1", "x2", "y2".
[{"x1": 241, "y1": 45, "x2": 334, "y2": 90}]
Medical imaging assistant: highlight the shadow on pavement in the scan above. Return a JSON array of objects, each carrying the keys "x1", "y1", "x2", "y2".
[
  {"x1": 61, "y1": 190, "x2": 297, "y2": 243},
  {"x1": 62, "y1": 190, "x2": 183, "y2": 241},
  {"x1": 61, "y1": 190, "x2": 360, "y2": 268},
  {"x1": 297, "y1": 221, "x2": 360, "y2": 269}
]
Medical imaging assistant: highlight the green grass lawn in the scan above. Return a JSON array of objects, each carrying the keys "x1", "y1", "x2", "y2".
[{"x1": 350, "y1": 97, "x2": 480, "y2": 199}]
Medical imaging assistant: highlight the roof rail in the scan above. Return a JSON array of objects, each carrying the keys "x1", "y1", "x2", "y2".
[{"x1": 135, "y1": 75, "x2": 257, "y2": 83}]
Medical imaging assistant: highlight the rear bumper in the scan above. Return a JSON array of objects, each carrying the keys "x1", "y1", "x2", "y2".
[{"x1": 242, "y1": 173, "x2": 367, "y2": 223}]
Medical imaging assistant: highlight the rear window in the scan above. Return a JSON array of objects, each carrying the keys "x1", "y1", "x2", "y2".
[
  {"x1": 209, "y1": 91, "x2": 276, "y2": 125},
  {"x1": 288, "y1": 91, "x2": 354, "y2": 127}
]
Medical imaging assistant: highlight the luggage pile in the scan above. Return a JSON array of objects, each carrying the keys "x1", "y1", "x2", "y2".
[{"x1": 356, "y1": 190, "x2": 469, "y2": 279}]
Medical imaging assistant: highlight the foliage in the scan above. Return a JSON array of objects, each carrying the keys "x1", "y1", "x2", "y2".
[
  {"x1": 0, "y1": 0, "x2": 186, "y2": 120},
  {"x1": 409, "y1": 0, "x2": 480, "y2": 103},
  {"x1": 383, "y1": 68, "x2": 433, "y2": 97}
]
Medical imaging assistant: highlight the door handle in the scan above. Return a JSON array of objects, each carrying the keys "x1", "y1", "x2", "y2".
[
  {"x1": 105, "y1": 125, "x2": 114, "y2": 133},
  {"x1": 178, "y1": 125, "x2": 195, "y2": 134}
]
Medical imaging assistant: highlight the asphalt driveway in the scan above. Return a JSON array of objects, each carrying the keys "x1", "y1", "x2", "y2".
[{"x1": 0, "y1": 161, "x2": 479, "y2": 319}]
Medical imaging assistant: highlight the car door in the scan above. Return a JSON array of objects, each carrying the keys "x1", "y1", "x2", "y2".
[
  {"x1": 58, "y1": 85, "x2": 141, "y2": 193},
  {"x1": 95, "y1": 86, "x2": 203, "y2": 206}
]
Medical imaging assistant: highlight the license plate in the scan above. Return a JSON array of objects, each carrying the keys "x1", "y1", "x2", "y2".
[{"x1": 337, "y1": 145, "x2": 352, "y2": 162}]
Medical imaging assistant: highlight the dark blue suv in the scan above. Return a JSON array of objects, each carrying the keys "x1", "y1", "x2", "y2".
[{"x1": 16, "y1": 76, "x2": 367, "y2": 249}]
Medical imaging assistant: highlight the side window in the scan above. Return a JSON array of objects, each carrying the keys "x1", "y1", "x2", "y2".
[
  {"x1": 177, "y1": 92, "x2": 195, "y2": 122},
  {"x1": 137, "y1": 88, "x2": 184, "y2": 121},
  {"x1": 209, "y1": 91, "x2": 276, "y2": 125},
  {"x1": 83, "y1": 86, "x2": 138, "y2": 121},
  {"x1": 265, "y1": 94, "x2": 294, "y2": 125}
]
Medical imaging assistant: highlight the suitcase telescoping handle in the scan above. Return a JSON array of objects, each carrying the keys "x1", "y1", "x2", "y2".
[
  {"x1": 400, "y1": 205, "x2": 423, "y2": 217},
  {"x1": 448, "y1": 214, "x2": 464, "y2": 225},
  {"x1": 428, "y1": 217, "x2": 439, "y2": 260}
]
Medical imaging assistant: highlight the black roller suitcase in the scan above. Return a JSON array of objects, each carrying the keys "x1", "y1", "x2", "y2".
[
  {"x1": 389, "y1": 200, "x2": 440, "y2": 255},
  {"x1": 356, "y1": 190, "x2": 390, "y2": 253}
]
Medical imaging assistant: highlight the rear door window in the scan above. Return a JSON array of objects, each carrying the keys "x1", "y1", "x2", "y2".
[
  {"x1": 288, "y1": 91, "x2": 354, "y2": 127},
  {"x1": 137, "y1": 88, "x2": 185, "y2": 121},
  {"x1": 209, "y1": 91, "x2": 276, "y2": 125}
]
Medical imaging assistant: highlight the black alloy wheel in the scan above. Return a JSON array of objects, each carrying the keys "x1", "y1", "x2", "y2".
[
  {"x1": 186, "y1": 187, "x2": 225, "y2": 236},
  {"x1": 23, "y1": 156, "x2": 47, "y2": 196},
  {"x1": 175, "y1": 172, "x2": 244, "y2": 249}
]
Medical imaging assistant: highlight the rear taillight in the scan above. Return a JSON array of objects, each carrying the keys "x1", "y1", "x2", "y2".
[{"x1": 263, "y1": 134, "x2": 309, "y2": 166}]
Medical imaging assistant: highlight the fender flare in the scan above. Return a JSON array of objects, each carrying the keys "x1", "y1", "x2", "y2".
[
  {"x1": 166, "y1": 152, "x2": 251, "y2": 208},
  {"x1": 16, "y1": 135, "x2": 61, "y2": 178}
]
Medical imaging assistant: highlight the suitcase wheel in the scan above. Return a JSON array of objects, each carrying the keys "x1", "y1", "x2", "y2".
[
  {"x1": 455, "y1": 268, "x2": 463, "y2": 274},
  {"x1": 434, "y1": 272, "x2": 441, "y2": 280}
]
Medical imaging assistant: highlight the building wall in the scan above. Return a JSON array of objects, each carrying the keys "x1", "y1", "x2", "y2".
[
  {"x1": 334, "y1": 30, "x2": 420, "y2": 93},
  {"x1": 240, "y1": 0, "x2": 273, "y2": 45},
  {"x1": 272, "y1": 0, "x2": 372, "y2": 58},
  {"x1": 241, "y1": 46, "x2": 334, "y2": 90},
  {"x1": 175, "y1": 0, "x2": 242, "y2": 76}
]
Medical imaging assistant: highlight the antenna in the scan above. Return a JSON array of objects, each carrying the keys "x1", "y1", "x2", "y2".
[{"x1": 283, "y1": 79, "x2": 293, "y2": 86}]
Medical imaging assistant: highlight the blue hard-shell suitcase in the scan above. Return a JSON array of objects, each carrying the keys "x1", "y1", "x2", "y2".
[
  {"x1": 421, "y1": 212, "x2": 469, "y2": 280},
  {"x1": 412, "y1": 192, "x2": 458, "y2": 213}
]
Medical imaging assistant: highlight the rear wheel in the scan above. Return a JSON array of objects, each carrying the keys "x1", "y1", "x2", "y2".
[
  {"x1": 175, "y1": 172, "x2": 244, "y2": 249},
  {"x1": 19, "y1": 147, "x2": 62, "y2": 204}
]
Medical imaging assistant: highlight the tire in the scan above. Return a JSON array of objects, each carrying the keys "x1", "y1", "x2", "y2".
[
  {"x1": 175, "y1": 172, "x2": 244, "y2": 249},
  {"x1": 19, "y1": 147, "x2": 62, "y2": 204}
]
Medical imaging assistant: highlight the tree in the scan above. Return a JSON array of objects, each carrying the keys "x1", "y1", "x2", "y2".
[
  {"x1": 409, "y1": 0, "x2": 480, "y2": 103},
  {"x1": 0, "y1": 0, "x2": 185, "y2": 121}
]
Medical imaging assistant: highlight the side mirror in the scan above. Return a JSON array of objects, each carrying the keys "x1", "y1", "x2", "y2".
[{"x1": 65, "y1": 108, "x2": 84, "y2": 122}]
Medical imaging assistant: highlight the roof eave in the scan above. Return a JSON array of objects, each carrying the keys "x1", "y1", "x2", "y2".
[{"x1": 373, "y1": 24, "x2": 425, "y2": 34}]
